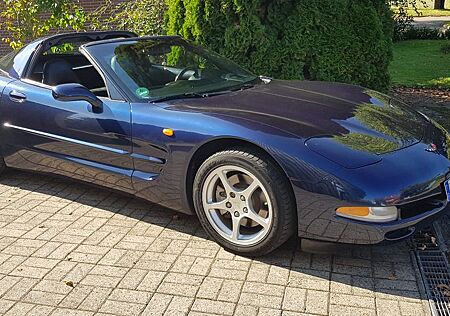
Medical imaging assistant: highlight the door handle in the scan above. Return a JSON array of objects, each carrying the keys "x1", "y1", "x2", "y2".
[{"x1": 9, "y1": 90, "x2": 27, "y2": 103}]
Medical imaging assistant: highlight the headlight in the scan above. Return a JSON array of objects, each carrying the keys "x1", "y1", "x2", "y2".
[{"x1": 336, "y1": 206, "x2": 398, "y2": 223}]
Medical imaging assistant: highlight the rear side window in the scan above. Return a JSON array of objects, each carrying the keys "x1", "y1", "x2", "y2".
[
  {"x1": 0, "y1": 49, "x2": 22, "y2": 72},
  {"x1": 0, "y1": 41, "x2": 39, "y2": 77}
]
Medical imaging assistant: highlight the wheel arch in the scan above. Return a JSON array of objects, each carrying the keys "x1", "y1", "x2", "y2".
[{"x1": 184, "y1": 137, "x2": 296, "y2": 213}]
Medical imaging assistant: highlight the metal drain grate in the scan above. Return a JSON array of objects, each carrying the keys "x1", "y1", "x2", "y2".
[{"x1": 414, "y1": 228, "x2": 450, "y2": 316}]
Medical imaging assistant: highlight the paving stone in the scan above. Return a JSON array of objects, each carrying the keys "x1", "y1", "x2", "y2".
[
  {"x1": 163, "y1": 272, "x2": 203, "y2": 286},
  {"x1": 399, "y1": 301, "x2": 427, "y2": 316},
  {"x1": 267, "y1": 266, "x2": 290, "y2": 286},
  {"x1": 218, "y1": 279, "x2": 243, "y2": 303},
  {"x1": 258, "y1": 307, "x2": 282, "y2": 316},
  {"x1": 305, "y1": 290, "x2": 329, "y2": 315},
  {"x1": 208, "y1": 267, "x2": 248, "y2": 281},
  {"x1": 289, "y1": 269, "x2": 330, "y2": 291},
  {"x1": 59, "y1": 284, "x2": 93, "y2": 309},
  {"x1": 239, "y1": 292, "x2": 283, "y2": 309},
  {"x1": 329, "y1": 304, "x2": 376, "y2": 316},
  {"x1": 330, "y1": 293, "x2": 375, "y2": 309},
  {"x1": 142, "y1": 293, "x2": 172, "y2": 315},
  {"x1": 99, "y1": 299, "x2": 145, "y2": 316},
  {"x1": 10, "y1": 265, "x2": 50, "y2": 279},
  {"x1": 32, "y1": 241, "x2": 63, "y2": 258},
  {"x1": 33, "y1": 279, "x2": 73, "y2": 295},
  {"x1": 27, "y1": 305, "x2": 55, "y2": 316},
  {"x1": 78, "y1": 287, "x2": 112, "y2": 311},
  {"x1": 43, "y1": 261, "x2": 77, "y2": 281},
  {"x1": 80, "y1": 274, "x2": 122, "y2": 288},
  {"x1": 330, "y1": 273, "x2": 352, "y2": 294},
  {"x1": 157, "y1": 281, "x2": 199, "y2": 297},
  {"x1": 0, "y1": 172, "x2": 432, "y2": 316},
  {"x1": 282, "y1": 287, "x2": 306, "y2": 312},
  {"x1": 0, "y1": 299, "x2": 15, "y2": 314},
  {"x1": 188, "y1": 257, "x2": 214, "y2": 276},
  {"x1": 244, "y1": 275, "x2": 278, "y2": 291},
  {"x1": 4, "y1": 302, "x2": 35, "y2": 315},
  {"x1": 117, "y1": 268, "x2": 148, "y2": 290},
  {"x1": 137, "y1": 271, "x2": 166, "y2": 292},
  {"x1": 109, "y1": 288, "x2": 152, "y2": 304},
  {"x1": 51, "y1": 308, "x2": 94, "y2": 316},
  {"x1": 246, "y1": 263, "x2": 270, "y2": 282},
  {"x1": 376, "y1": 298, "x2": 401, "y2": 316},
  {"x1": 234, "y1": 304, "x2": 258, "y2": 316},
  {"x1": 0, "y1": 275, "x2": 21, "y2": 297},
  {"x1": 23, "y1": 290, "x2": 65, "y2": 306},
  {"x1": 191, "y1": 298, "x2": 235, "y2": 315},
  {"x1": 166, "y1": 295, "x2": 194, "y2": 314},
  {"x1": 197, "y1": 277, "x2": 223, "y2": 300}
]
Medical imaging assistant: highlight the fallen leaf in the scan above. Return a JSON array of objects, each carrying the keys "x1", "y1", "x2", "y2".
[
  {"x1": 431, "y1": 236, "x2": 437, "y2": 245},
  {"x1": 64, "y1": 280, "x2": 74, "y2": 288},
  {"x1": 437, "y1": 284, "x2": 450, "y2": 298},
  {"x1": 417, "y1": 244, "x2": 427, "y2": 251},
  {"x1": 388, "y1": 274, "x2": 398, "y2": 280}
]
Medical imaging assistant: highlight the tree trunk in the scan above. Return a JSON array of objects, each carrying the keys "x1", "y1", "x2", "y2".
[{"x1": 435, "y1": 0, "x2": 445, "y2": 9}]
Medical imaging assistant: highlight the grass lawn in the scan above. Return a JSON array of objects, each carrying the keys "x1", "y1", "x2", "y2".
[
  {"x1": 390, "y1": 40, "x2": 450, "y2": 88},
  {"x1": 405, "y1": 9, "x2": 450, "y2": 17}
]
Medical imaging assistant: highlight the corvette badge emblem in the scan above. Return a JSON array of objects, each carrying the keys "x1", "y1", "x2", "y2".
[{"x1": 426, "y1": 143, "x2": 438, "y2": 152}]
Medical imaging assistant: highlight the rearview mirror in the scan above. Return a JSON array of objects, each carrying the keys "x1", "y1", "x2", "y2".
[{"x1": 52, "y1": 83, "x2": 103, "y2": 112}]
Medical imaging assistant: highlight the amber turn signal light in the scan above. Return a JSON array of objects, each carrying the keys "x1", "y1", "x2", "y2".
[
  {"x1": 163, "y1": 128, "x2": 174, "y2": 137},
  {"x1": 336, "y1": 207, "x2": 370, "y2": 217},
  {"x1": 336, "y1": 206, "x2": 398, "y2": 223}
]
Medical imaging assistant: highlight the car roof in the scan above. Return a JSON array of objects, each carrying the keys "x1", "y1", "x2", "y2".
[
  {"x1": 0, "y1": 31, "x2": 139, "y2": 79},
  {"x1": 38, "y1": 31, "x2": 138, "y2": 51},
  {"x1": 81, "y1": 35, "x2": 182, "y2": 48}
]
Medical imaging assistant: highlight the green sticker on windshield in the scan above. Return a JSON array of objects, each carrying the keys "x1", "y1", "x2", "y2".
[{"x1": 136, "y1": 87, "x2": 150, "y2": 98}]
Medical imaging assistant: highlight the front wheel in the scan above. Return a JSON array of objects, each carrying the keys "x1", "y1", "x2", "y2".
[{"x1": 193, "y1": 148, "x2": 296, "y2": 256}]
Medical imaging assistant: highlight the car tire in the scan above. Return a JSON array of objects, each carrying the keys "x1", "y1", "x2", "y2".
[
  {"x1": 0, "y1": 157, "x2": 6, "y2": 175},
  {"x1": 193, "y1": 148, "x2": 296, "y2": 256}
]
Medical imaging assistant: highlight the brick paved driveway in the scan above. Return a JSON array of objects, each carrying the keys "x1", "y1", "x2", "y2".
[{"x1": 0, "y1": 171, "x2": 431, "y2": 316}]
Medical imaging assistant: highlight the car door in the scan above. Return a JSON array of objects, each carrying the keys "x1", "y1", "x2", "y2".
[{"x1": 0, "y1": 79, "x2": 134, "y2": 192}]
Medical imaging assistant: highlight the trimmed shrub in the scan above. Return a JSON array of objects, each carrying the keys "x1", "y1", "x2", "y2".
[
  {"x1": 166, "y1": 0, "x2": 394, "y2": 91},
  {"x1": 441, "y1": 42, "x2": 450, "y2": 54},
  {"x1": 399, "y1": 25, "x2": 450, "y2": 41}
]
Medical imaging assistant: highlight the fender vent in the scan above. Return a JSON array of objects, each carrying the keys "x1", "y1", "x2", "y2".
[{"x1": 414, "y1": 228, "x2": 450, "y2": 316}]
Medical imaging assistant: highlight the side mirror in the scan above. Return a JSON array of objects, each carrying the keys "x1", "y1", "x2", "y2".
[{"x1": 52, "y1": 83, "x2": 103, "y2": 112}]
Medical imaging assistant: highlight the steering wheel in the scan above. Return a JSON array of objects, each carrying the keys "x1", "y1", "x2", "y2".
[{"x1": 175, "y1": 67, "x2": 198, "y2": 82}]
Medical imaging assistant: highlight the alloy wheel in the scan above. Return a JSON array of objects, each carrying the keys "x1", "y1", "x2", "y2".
[{"x1": 201, "y1": 165, "x2": 273, "y2": 246}]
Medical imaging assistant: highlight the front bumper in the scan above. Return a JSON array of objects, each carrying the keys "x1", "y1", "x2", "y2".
[{"x1": 294, "y1": 183, "x2": 450, "y2": 245}]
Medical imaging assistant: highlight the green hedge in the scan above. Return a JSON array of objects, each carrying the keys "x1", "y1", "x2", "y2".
[{"x1": 166, "y1": 0, "x2": 394, "y2": 91}]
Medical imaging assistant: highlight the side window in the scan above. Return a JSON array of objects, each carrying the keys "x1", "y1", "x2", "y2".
[
  {"x1": 27, "y1": 39, "x2": 109, "y2": 98},
  {"x1": 0, "y1": 50, "x2": 20, "y2": 72}
]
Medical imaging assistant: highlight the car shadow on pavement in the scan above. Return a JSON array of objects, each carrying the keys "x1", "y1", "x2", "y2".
[{"x1": 0, "y1": 170, "x2": 428, "y2": 304}]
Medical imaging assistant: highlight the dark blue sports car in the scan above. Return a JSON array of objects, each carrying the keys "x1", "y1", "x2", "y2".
[{"x1": 0, "y1": 31, "x2": 449, "y2": 255}]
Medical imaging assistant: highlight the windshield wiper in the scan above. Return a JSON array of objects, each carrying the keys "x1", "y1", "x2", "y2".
[
  {"x1": 151, "y1": 92, "x2": 207, "y2": 103},
  {"x1": 151, "y1": 82, "x2": 257, "y2": 103},
  {"x1": 236, "y1": 83, "x2": 255, "y2": 91},
  {"x1": 151, "y1": 90, "x2": 233, "y2": 103}
]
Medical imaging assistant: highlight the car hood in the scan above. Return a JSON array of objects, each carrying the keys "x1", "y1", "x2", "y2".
[{"x1": 166, "y1": 80, "x2": 430, "y2": 168}]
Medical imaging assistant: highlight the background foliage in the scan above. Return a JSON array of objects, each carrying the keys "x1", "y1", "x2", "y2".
[
  {"x1": 0, "y1": 0, "x2": 86, "y2": 50},
  {"x1": 91, "y1": 0, "x2": 166, "y2": 36},
  {"x1": 2, "y1": 0, "x2": 428, "y2": 91},
  {"x1": 166, "y1": 0, "x2": 394, "y2": 91}
]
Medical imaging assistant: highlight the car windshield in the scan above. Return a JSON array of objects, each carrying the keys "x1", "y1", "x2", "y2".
[{"x1": 84, "y1": 37, "x2": 261, "y2": 102}]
